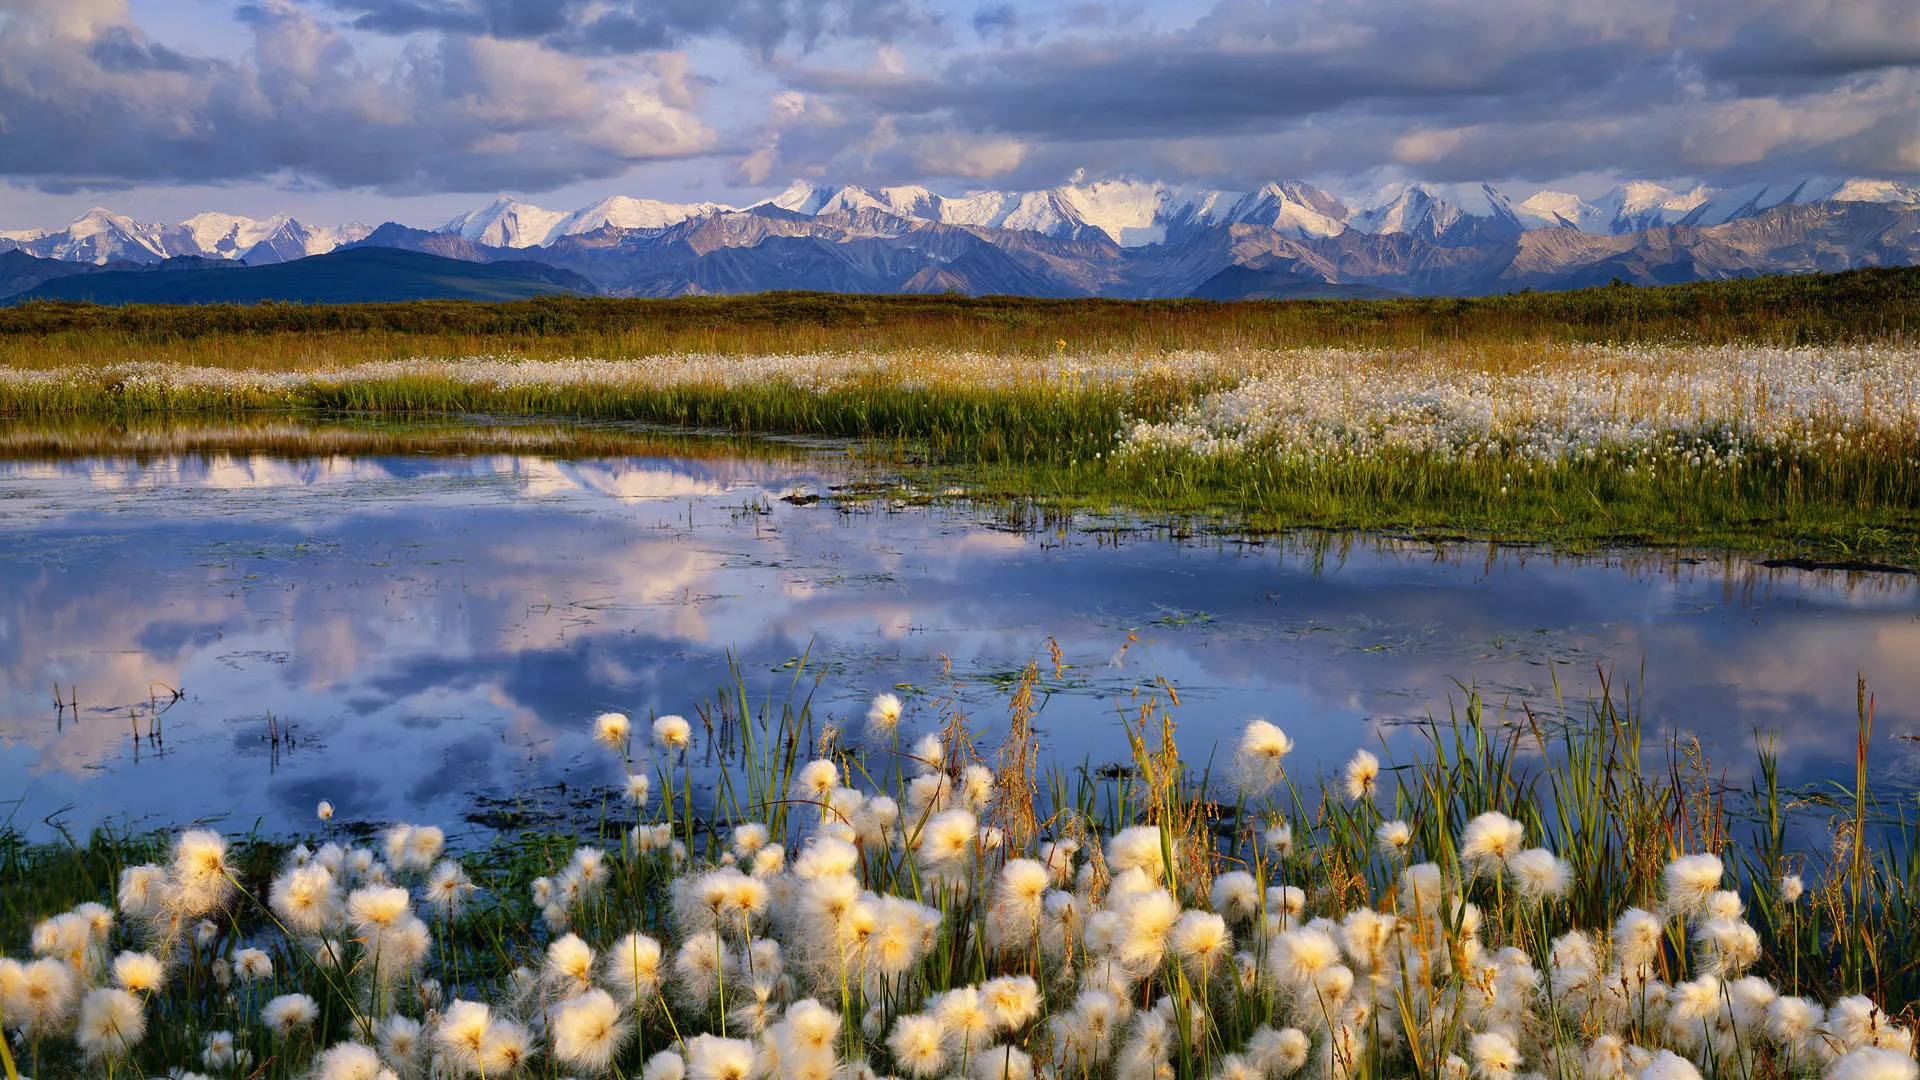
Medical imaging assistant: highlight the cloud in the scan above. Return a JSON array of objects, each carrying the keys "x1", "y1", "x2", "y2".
[
  {"x1": 758, "y1": 0, "x2": 1920, "y2": 187},
  {"x1": 1, "y1": 0, "x2": 1915, "y2": 201},
  {"x1": 318, "y1": 0, "x2": 942, "y2": 55},
  {"x1": 0, "y1": 0, "x2": 716, "y2": 193}
]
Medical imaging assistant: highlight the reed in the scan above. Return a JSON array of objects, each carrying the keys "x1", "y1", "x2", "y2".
[{"x1": 2, "y1": 661, "x2": 1915, "y2": 1080}]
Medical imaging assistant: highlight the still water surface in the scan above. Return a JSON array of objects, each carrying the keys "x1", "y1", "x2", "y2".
[{"x1": 1, "y1": 436, "x2": 1916, "y2": 837}]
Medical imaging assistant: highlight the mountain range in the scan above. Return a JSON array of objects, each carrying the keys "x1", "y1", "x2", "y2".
[{"x1": 3, "y1": 175, "x2": 1917, "y2": 302}]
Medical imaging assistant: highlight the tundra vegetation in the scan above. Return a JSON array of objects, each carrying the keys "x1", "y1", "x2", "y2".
[
  {"x1": 2, "y1": 667, "x2": 1916, "y2": 1080},
  {"x1": 1, "y1": 271, "x2": 1919, "y2": 562}
]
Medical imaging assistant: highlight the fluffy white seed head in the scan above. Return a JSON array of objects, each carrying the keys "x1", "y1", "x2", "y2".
[
  {"x1": 262, "y1": 993, "x2": 319, "y2": 1036},
  {"x1": 76, "y1": 987, "x2": 146, "y2": 1058},
  {"x1": 1460, "y1": 812, "x2": 1526, "y2": 875},
  {"x1": 171, "y1": 829, "x2": 236, "y2": 915},
  {"x1": 1508, "y1": 848, "x2": 1573, "y2": 902},
  {"x1": 889, "y1": 1013, "x2": 947, "y2": 1078},
  {"x1": 1342, "y1": 749, "x2": 1381, "y2": 802},
  {"x1": 653, "y1": 715, "x2": 692, "y2": 750},
  {"x1": 1662, "y1": 854, "x2": 1724, "y2": 917},
  {"x1": 593, "y1": 711, "x2": 632, "y2": 750},
  {"x1": 553, "y1": 989, "x2": 632, "y2": 1073},
  {"x1": 112, "y1": 951, "x2": 165, "y2": 994},
  {"x1": 867, "y1": 692, "x2": 904, "y2": 736},
  {"x1": 1828, "y1": 1048, "x2": 1920, "y2": 1080}
]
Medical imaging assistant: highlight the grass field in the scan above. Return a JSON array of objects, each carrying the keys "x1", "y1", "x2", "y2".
[
  {"x1": 2, "y1": 666, "x2": 1915, "y2": 1080},
  {"x1": 3, "y1": 269, "x2": 1918, "y2": 365},
  {"x1": 2, "y1": 270, "x2": 1918, "y2": 564}
]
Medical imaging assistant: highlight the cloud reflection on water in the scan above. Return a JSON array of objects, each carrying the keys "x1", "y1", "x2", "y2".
[{"x1": 0, "y1": 451, "x2": 1915, "y2": 836}]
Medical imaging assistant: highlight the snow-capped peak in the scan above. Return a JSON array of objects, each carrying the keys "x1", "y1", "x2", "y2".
[
  {"x1": 551, "y1": 196, "x2": 731, "y2": 238},
  {"x1": 441, "y1": 195, "x2": 568, "y2": 249}
]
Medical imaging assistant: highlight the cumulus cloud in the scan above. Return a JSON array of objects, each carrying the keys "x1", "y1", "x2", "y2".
[
  {"x1": 760, "y1": 0, "x2": 1920, "y2": 187},
  {"x1": 0, "y1": 0, "x2": 1914, "y2": 200},
  {"x1": 0, "y1": 0, "x2": 715, "y2": 192}
]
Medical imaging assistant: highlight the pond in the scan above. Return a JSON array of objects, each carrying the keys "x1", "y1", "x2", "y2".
[{"x1": 1, "y1": 418, "x2": 1916, "y2": 839}]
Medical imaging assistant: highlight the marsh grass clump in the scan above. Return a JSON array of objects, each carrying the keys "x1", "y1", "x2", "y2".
[{"x1": 1, "y1": 665, "x2": 1916, "y2": 1080}]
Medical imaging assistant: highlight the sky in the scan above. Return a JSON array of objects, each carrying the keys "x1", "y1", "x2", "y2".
[{"x1": 0, "y1": 0, "x2": 1916, "y2": 230}]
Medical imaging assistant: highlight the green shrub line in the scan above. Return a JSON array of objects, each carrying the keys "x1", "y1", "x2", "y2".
[{"x1": 1, "y1": 268, "x2": 1917, "y2": 361}]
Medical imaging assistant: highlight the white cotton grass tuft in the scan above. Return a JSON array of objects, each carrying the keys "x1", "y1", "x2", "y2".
[
  {"x1": 653, "y1": 714, "x2": 692, "y2": 750},
  {"x1": 116, "y1": 864, "x2": 168, "y2": 917},
  {"x1": 423, "y1": 860, "x2": 476, "y2": 919},
  {"x1": 313, "y1": 1041, "x2": 385, "y2": 1080},
  {"x1": 793, "y1": 759, "x2": 840, "y2": 801},
  {"x1": 888, "y1": 1013, "x2": 947, "y2": 1078},
  {"x1": 1662, "y1": 853, "x2": 1725, "y2": 918},
  {"x1": 553, "y1": 988, "x2": 632, "y2": 1073},
  {"x1": 1459, "y1": 812, "x2": 1526, "y2": 876},
  {"x1": 378, "y1": 1015, "x2": 424, "y2": 1072},
  {"x1": 867, "y1": 691, "x2": 905, "y2": 737},
  {"x1": 270, "y1": 863, "x2": 341, "y2": 935},
  {"x1": 1780, "y1": 873, "x2": 1805, "y2": 904},
  {"x1": 685, "y1": 1034, "x2": 756, "y2": 1080},
  {"x1": 262, "y1": 992, "x2": 319, "y2": 1036},
  {"x1": 1230, "y1": 718, "x2": 1294, "y2": 795},
  {"x1": 1828, "y1": 1047, "x2": 1920, "y2": 1080},
  {"x1": 112, "y1": 951, "x2": 165, "y2": 994},
  {"x1": 1209, "y1": 871, "x2": 1260, "y2": 924},
  {"x1": 1468, "y1": 1031, "x2": 1520, "y2": 1080},
  {"x1": 348, "y1": 885, "x2": 412, "y2": 933},
  {"x1": 1268, "y1": 926, "x2": 1339, "y2": 987},
  {"x1": 626, "y1": 773, "x2": 652, "y2": 806},
  {"x1": 1374, "y1": 819, "x2": 1412, "y2": 856},
  {"x1": 232, "y1": 947, "x2": 273, "y2": 981},
  {"x1": 1638, "y1": 1050, "x2": 1704, "y2": 1080},
  {"x1": 1247, "y1": 1026, "x2": 1311, "y2": 1076},
  {"x1": 1342, "y1": 749, "x2": 1381, "y2": 802},
  {"x1": 593, "y1": 711, "x2": 632, "y2": 750},
  {"x1": 75, "y1": 987, "x2": 146, "y2": 1058},
  {"x1": 171, "y1": 828, "x2": 236, "y2": 915},
  {"x1": 645, "y1": 1051, "x2": 688, "y2": 1080},
  {"x1": 545, "y1": 932, "x2": 597, "y2": 996},
  {"x1": 1507, "y1": 847, "x2": 1573, "y2": 902},
  {"x1": 1263, "y1": 820, "x2": 1294, "y2": 856}
]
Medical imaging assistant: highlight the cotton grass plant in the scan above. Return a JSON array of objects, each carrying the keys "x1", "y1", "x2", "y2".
[{"x1": 1, "y1": 664, "x2": 1917, "y2": 1080}]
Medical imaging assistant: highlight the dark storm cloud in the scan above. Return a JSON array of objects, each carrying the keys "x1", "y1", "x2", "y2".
[
  {"x1": 321, "y1": 0, "x2": 939, "y2": 54},
  {"x1": 0, "y1": 0, "x2": 1913, "y2": 198},
  {"x1": 763, "y1": 0, "x2": 1920, "y2": 185},
  {"x1": 0, "y1": 0, "x2": 715, "y2": 193},
  {"x1": 971, "y1": 4, "x2": 1016, "y2": 39}
]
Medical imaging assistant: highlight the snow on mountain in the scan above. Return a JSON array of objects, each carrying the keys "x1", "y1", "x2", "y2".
[
  {"x1": 1820, "y1": 178, "x2": 1920, "y2": 204},
  {"x1": 441, "y1": 196, "x2": 570, "y2": 249},
  {"x1": 6, "y1": 174, "x2": 1917, "y2": 274},
  {"x1": 1589, "y1": 181, "x2": 1715, "y2": 233},
  {"x1": 237, "y1": 219, "x2": 374, "y2": 264},
  {"x1": 551, "y1": 196, "x2": 730, "y2": 238},
  {"x1": 1055, "y1": 180, "x2": 1179, "y2": 245},
  {"x1": 1350, "y1": 185, "x2": 1455, "y2": 235},
  {"x1": 1513, "y1": 191, "x2": 1604, "y2": 231},
  {"x1": 171, "y1": 212, "x2": 290, "y2": 258},
  {"x1": 2, "y1": 208, "x2": 173, "y2": 264},
  {"x1": 0, "y1": 207, "x2": 371, "y2": 264},
  {"x1": 1220, "y1": 181, "x2": 1350, "y2": 239}
]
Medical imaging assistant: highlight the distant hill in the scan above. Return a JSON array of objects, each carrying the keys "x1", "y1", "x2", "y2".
[
  {"x1": 0, "y1": 249, "x2": 103, "y2": 299},
  {"x1": 1188, "y1": 263, "x2": 1403, "y2": 300},
  {"x1": 7, "y1": 247, "x2": 597, "y2": 305}
]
